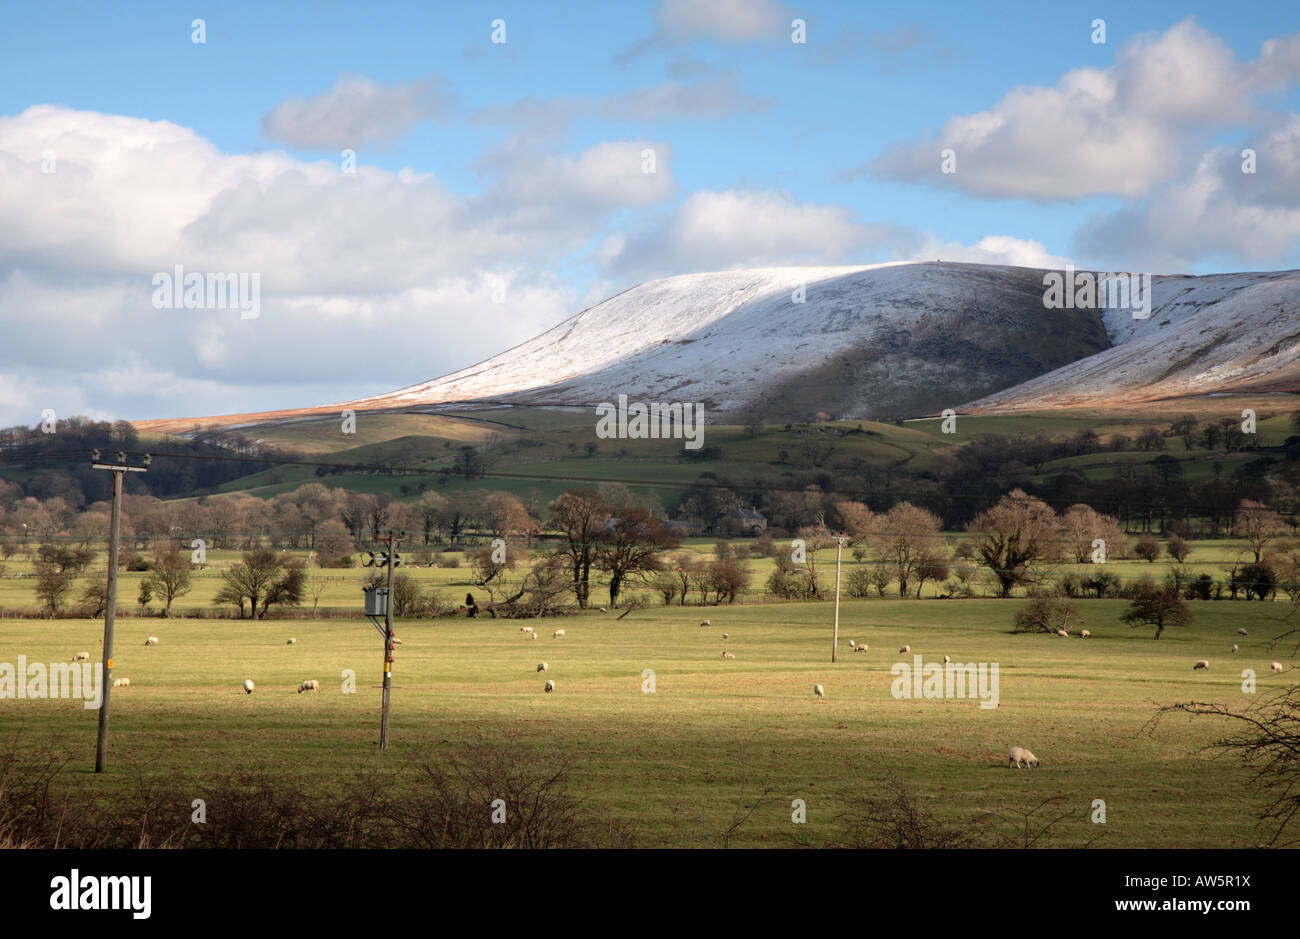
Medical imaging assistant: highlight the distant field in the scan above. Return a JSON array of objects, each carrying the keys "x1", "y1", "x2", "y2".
[
  {"x1": 0, "y1": 538, "x2": 1273, "y2": 613},
  {"x1": 3, "y1": 595, "x2": 1293, "y2": 848},
  {"x1": 909, "y1": 397, "x2": 1298, "y2": 447},
  {"x1": 125, "y1": 402, "x2": 1291, "y2": 505},
  {"x1": 195, "y1": 414, "x2": 951, "y2": 501}
]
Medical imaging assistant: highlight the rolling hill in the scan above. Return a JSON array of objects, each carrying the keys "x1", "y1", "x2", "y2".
[{"x1": 134, "y1": 261, "x2": 1300, "y2": 434}]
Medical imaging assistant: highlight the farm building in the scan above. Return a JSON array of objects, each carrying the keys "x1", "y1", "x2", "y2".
[{"x1": 715, "y1": 508, "x2": 768, "y2": 537}]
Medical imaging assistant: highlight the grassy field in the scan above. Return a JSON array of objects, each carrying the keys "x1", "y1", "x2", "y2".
[
  {"x1": 2, "y1": 591, "x2": 1295, "y2": 848},
  {"x1": 0, "y1": 537, "x2": 1276, "y2": 613}
]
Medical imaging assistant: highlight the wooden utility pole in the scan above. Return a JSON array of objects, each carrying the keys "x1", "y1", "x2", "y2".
[
  {"x1": 831, "y1": 535, "x2": 848, "y2": 663},
  {"x1": 365, "y1": 530, "x2": 404, "y2": 750},
  {"x1": 91, "y1": 450, "x2": 149, "y2": 772}
]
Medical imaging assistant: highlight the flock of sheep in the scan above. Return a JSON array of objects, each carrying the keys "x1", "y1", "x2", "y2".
[
  {"x1": 522, "y1": 625, "x2": 569, "y2": 691},
  {"x1": 66, "y1": 602, "x2": 1291, "y2": 775},
  {"x1": 1191, "y1": 629, "x2": 1285, "y2": 672},
  {"x1": 80, "y1": 632, "x2": 336, "y2": 697}
]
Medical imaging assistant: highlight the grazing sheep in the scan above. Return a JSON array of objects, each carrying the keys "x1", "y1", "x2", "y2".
[
  {"x1": 1238, "y1": 628, "x2": 1248, "y2": 637},
  {"x1": 1080, "y1": 630, "x2": 1091, "y2": 638},
  {"x1": 1008, "y1": 746, "x2": 1039, "y2": 769},
  {"x1": 242, "y1": 680, "x2": 255, "y2": 694},
  {"x1": 1231, "y1": 644, "x2": 1239, "y2": 652},
  {"x1": 855, "y1": 644, "x2": 869, "y2": 652},
  {"x1": 1271, "y1": 662, "x2": 1283, "y2": 672},
  {"x1": 391, "y1": 637, "x2": 402, "y2": 645},
  {"x1": 814, "y1": 684, "x2": 825, "y2": 699},
  {"x1": 847, "y1": 640, "x2": 854, "y2": 648},
  {"x1": 74, "y1": 651, "x2": 90, "y2": 661},
  {"x1": 286, "y1": 638, "x2": 296, "y2": 645},
  {"x1": 537, "y1": 662, "x2": 548, "y2": 672},
  {"x1": 721, "y1": 651, "x2": 735, "y2": 659},
  {"x1": 112, "y1": 677, "x2": 130, "y2": 688},
  {"x1": 520, "y1": 626, "x2": 534, "y2": 634},
  {"x1": 553, "y1": 629, "x2": 566, "y2": 638},
  {"x1": 297, "y1": 679, "x2": 320, "y2": 693},
  {"x1": 699, "y1": 620, "x2": 711, "y2": 628},
  {"x1": 899, "y1": 645, "x2": 910, "y2": 653},
  {"x1": 530, "y1": 633, "x2": 538, "y2": 640},
  {"x1": 1193, "y1": 659, "x2": 1209, "y2": 670},
  {"x1": 722, "y1": 633, "x2": 729, "y2": 640},
  {"x1": 599, "y1": 607, "x2": 608, "y2": 613},
  {"x1": 1055, "y1": 628, "x2": 1068, "y2": 637},
  {"x1": 144, "y1": 636, "x2": 159, "y2": 646},
  {"x1": 943, "y1": 655, "x2": 950, "y2": 664},
  {"x1": 544, "y1": 679, "x2": 555, "y2": 693}
]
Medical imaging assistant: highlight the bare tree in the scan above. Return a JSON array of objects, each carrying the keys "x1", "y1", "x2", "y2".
[
  {"x1": 1234, "y1": 499, "x2": 1287, "y2": 562},
  {"x1": 1121, "y1": 577, "x2": 1191, "y2": 639},
  {"x1": 1014, "y1": 593, "x2": 1080, "y2": 634},
  {"x1": 215, "y1": 548, "x2": 304, "y2": 619},
  {"x1": 870, "y1": 502, "x2": 944, "y2": 598},
  {"x1": 594, "y1": 508, "x2": 678, "y2": 607},
  {"x1": 305, "y1": 574, "x2": 328, "y2": 615},
  {"x1": 966, "y1": 489, "x2": 1060, "y2": 597},
  {"x1": 548, "y1": 490, "x2": 608, "y2": 609},
  {"x1": 1149, "y1": 687, "x2": 1300, "y2": 846},
  {"x1": 146, "y1": 542, "x2": 192, "y2": 617}
]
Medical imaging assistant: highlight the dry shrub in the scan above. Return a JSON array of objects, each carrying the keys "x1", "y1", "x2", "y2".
[{"x1": 0, "y1": 738, "x2": 630, "y2": 849}]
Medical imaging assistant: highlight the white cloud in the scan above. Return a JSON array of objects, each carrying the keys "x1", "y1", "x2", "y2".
[
  {"x1": 0, "y1": 105, "x2": 675, "y2": 424},
  {"x1": 907, "y1": 235, "x2": 1073, "y2": 269},
  {"x1": 656, "y1": 0, "x2": 793, "y2": 42},
  {"x1": 473, "y1": 76, "x2": 768, "y2": 131},
  {"x1": 600, "y1": 188, "x2": 903, "y2": 282},
  {"x1": 261, "y1": 72, "x2": 451, "y2": 150},
  {"x1": 1076, "y1": 116, "x2": 1300, "y2": 269},
  {"x1": 615, "y1": 0, "x2": 794, "y2": 63},
  {"x1": 871, "y1": 19, "x2": 1300, "y2": 200}
]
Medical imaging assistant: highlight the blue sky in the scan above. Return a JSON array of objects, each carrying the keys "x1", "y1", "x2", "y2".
[{"x1": 1, "y1": 0, "x2": 1299, "y2": 424}]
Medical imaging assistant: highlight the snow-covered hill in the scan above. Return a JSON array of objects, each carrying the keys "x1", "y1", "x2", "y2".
[
  {"x1": 137, "y1": 261, "x2": 1300, "y2": 433},
  {"x1": 967, "y1": 268, "x2": 1300, "y2": 411},
  {"x1": 338, "y1": 261, "x2": 1109, "y2": 420}
]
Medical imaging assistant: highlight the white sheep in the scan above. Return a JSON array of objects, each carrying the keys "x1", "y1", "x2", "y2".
[
  {"x1": 599, "y1": 607, "x2": 608, "y2": 613},
  {"x1": 112, "y1": 677, "x2": 130, "y2": 688},
  {"x1": 1231, "y1": 644, "x2": 1238, "y2": 652},
  {"x1": 74, "y1": 651, "x2": 90, "y2": 661},
  {"x1": 544, "y1": 679, "x2": 555, "y2": 693},
  {"x1": 899, "y1": 645, "x2": 910, "y2": 653},
  {"x1": 242, "y1": 679, "x2": 255, "y2": 694},
  {"x1": 699, "y1": 619, "x2": 711, "y2": 628},
  {"x1": 286, "y1": 638, "x2": 296, "y2": 644},
  {"x1": 1080, "y1": 629, "x2": 1091, "y2": 638},
  {"x1": 1238, "y1": 628, "x2": 1248, "y2": 637},
  {"x1": 520, "y1": 626, "x2": 534, "y2": 634},
  {"x1": 847, "y1": 640, "x2": 854, "y2": 648},
  {"x1": 144, "y1": 636, "x2": 159, "y2": 646},
  {"x1": 943, "y1": 655, "x2": 950, "y2": 664},
  {"x1": 537, "y1": 662, "x2": 548, "y2": 672},
  {"x1": 391, "y1": 637, "x2": 402, "y2": 645},
  {"x1": 1271, "y1": 662, "x2": 1283, "y2": 672},
  {"x1": 530, "y1": 633, "x2": 538, "y2": 640},
  {"x1": 1193, "y1": 659, "x2": 1209, "y2": 670},
  {"x1": 721, "y1": 651, "x2": 735, "y2": 659},
  {"x1": 1007, "y1": 746, "x2": 1039, "y2": 768},
  {"x1": 1055, "y1": 628, "x2": 1068, "y2": 637},
  {"x1": 722, "y1": 632, "x2": 729, "y2": 640},
  {"x1": 553, "y1": 629, "x2": 566, "y2": 638},
  {"x1": 855, "y1": 644, "x2": 869, "y2": 652},
  {"x1": 297, "y1": 679, "x2": 320, "y2": 693},
  {"x1": 814, "y1": 684, "x2": 825, "y2": 699}
]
